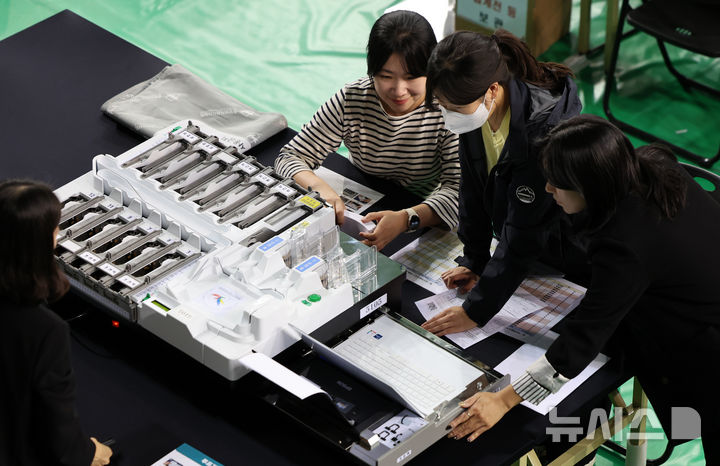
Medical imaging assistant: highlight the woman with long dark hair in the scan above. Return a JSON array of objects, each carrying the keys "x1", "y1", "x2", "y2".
[
  {"x1": 446, "y1": 115, "x2": 720, "y2": 462},
  {"x1": 0, "y1": 180, "x2": 113, "y2": 465},
  {"x1": 421, "y1": 29, "x2": 583, "y2": 336},
  {"x1": 274, "y1": 10, "x2": 460, "y2": 250}
]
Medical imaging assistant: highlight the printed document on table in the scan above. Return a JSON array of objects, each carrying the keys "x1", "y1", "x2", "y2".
[
  {"x1": 415, "y1": 277, "x2": 587, "y2": 349},
  {"x1": 390, "y1": 229, "x2": 468, "y2": 294},
  {"x1": 495, "y1": 333, "x2": 610, "y2": 415},
  {"x1": 500, "y1": 277, "x2": 586, "y2": 346},
  {"x1": 314, "y1": 166, "x2": 383, "y2": 213},
  {"x1": 416, "y1": 288, "x2": 544, "y2": 349}
]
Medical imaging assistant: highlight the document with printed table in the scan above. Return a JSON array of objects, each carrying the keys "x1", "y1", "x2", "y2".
[
  {"x1": 389, "y1": 229, "x2": 466, "y2": 294},
  {"x1": 416, "y1": 276, "x2": 586, "y2": 349}
]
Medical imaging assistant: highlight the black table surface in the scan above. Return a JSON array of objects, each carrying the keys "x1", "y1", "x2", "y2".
[{"x1": 0, "y1": 10, "x2": 627, "y2": 466}]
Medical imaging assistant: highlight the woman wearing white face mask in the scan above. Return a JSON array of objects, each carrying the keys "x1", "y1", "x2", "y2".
[{"x1": 421, "y1": 30, "x2": 583, "y2": 337}]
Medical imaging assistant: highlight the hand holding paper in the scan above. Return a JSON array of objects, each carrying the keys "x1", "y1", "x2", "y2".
[
  {"x1": 340, "y1": 210, "x2": 376, "y2": 240},
  {"x1": 420, "y1": 305, "x2": 477, "y2": 336},
  {"x1": 416, "y1": 289, "x2": 544, "y2": 349}
]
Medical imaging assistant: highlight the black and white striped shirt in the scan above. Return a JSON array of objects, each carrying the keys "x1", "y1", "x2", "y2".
[{"x1": 274, "y1": 77, "x2": 460, "y2": 229}]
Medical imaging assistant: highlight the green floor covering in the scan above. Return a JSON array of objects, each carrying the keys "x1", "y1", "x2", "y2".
[{"x1": 1, "y1": 0, "x2": 715, "y2": 464}]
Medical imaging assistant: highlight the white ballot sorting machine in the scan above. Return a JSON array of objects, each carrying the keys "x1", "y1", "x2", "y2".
[{"x1": 53, "y1": 121, "x2": 506, "y2": 465}]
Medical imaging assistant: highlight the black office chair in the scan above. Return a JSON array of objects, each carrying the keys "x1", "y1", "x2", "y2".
[{"x1": 603, "y1": 0, "x2": 720, "y2": 168}]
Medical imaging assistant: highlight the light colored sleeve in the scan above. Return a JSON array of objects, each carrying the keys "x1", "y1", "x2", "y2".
[
  {"x1": 422, "y1": 129, "x2": 460, "y2": 229},
  {"x1": 274, "y1": 87, "x2": 347, "y2": 179},
  {"x1": 512, "y1": 355, "x2": 570, "y2": 405}
]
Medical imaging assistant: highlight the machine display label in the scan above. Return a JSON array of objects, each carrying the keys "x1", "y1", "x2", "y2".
[
  {"x1": 216, "y1": 152, "x2": 238, "y2": 165},
  {"x1": 151, "y1": 300, "x2": 171, "y2": 311},
  {"x1": 290, "y1": 221, "x2": 310, "y2": 231},
  {"x1": 396, "y1": 449, "x2": 412, "y2": 463},
  {"x1": 117, "y1": 275, "x2": 141, "y2": 289},
  {"x1": 98, "y1": 263, "x2": 121, "y2": 276},
  {"x1": 295, "y1": 256, "x2": 321, "y2": 272},
  {"x1": 237, "y1": 161, "x2": 259, "y2": 175},
  {"x1": 79, "y1": 251, "x2": 101, "y2": 264},
  {"x1": 255, "y1": 173, "x2": 276, "y2": 186},
  {"x1": 360, "y1": 293, "x2": 387, "y2": 319},
  {"x1": 138, "y1": 223, "x2": 156, "y2": 233},
  {"x1": 259, "y1": 236, "x2": 284, "y2": 252},
  {"x1": 298, "y1": 195, "x2": 322, "y2": 210},
  {"x1": 274, "y1": 184, "x2": 297, "y2": 197},
  {"x1": 197, "y1": 141, "x2": 220, "y2": 155},
  {"x1": 179, "y1": 130, "x2": 200, "y2": 144}
]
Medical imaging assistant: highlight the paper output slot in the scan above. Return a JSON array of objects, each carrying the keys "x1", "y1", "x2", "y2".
[
  {"x1": 141, "y1": 148, "x2": 200, "y2": 179},
  {"x1": 192, "y1": 173, "x2": 242, "y2": 205},
  {"x1": 60, "y1": 194, "x2": 87, "y2": 209},
  {"x1": 59, "y1": 206, "x2": 105, "y2": 230},
  {"x1": 92, "y1": 229, "x2": 144, "y2": 254},
  {"x1": 132, "y1": 252, "x2": 184, "y2": 277},
  {"x1": 59, "y1": 194, "x2": 103, "y2": 222},
  {"x1": 152, "y1": 152, "x2": 204, "y2": 183},
  {"x1": 213, "y1": 184, "x2": 263, "y2": 217},
  {"x1": 232, "y1": 195, "x2": 288, "y2": 229},
  {"x1": 73, "y1": 218, "x2": 124, "y2": 242},
  {"x1": 112, "y1": 240, "x2": 164, "y2": 266},
  {"x1": 170, "y1": 163, "x2": 224, "y2": 194},
  {"x1": 123, "y1": 140, "x2": 187, "y2": 170}
]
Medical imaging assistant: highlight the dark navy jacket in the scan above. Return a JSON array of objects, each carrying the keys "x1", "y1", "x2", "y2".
[
  {"x1": 457, "y1": 77, "x2": 582, "y2": 325},
  {"x1": 0, "y1": 303, "x2": 94, "y2": 466},
  {"x1": 546, "y1": 177, "x2": 720, "y2": 438}
]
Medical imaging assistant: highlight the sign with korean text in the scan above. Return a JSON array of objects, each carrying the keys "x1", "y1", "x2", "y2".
[{"x1": 457, "y1": 0, "x2": 528, "y2": 39}]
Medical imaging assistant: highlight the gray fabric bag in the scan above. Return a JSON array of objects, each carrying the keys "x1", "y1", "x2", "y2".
[{"x1": 101, "y1": 64, "x2": 287, "y2": 150}]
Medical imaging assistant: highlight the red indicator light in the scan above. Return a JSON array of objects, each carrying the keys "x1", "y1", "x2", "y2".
[{"x1": 111, "y1": 320, "x2": 120, "y2": 328}]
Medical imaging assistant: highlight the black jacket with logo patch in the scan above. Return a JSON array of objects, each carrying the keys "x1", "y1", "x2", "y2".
[{"x1": 456, "y1": 77, "x2": 582, "y2": 325}]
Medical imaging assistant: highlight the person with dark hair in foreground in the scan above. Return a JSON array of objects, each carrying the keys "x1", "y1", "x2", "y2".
[
  {"x1": 445, "y1": 115, "x2": 720, "y2": 463},
  {"x1": 0, "y1": 180, "x2": 113, "y2": 466},
  {"x1": 421, "y1": 29, "x2": 583, "y2": 337},
  {"x1": 275, "y1": 10, "x2": 460, "y2": 250}
]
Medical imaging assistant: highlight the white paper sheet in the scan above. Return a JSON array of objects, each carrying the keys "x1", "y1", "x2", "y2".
[
  {"x1": 239, "y1": 352, "x2": 325, "y2": 400},
  {"x1": 390, "y1": 229, "x2": 467, "y2": 294},
  {"x1": 495, "y1": 336, "x2": 610, "y2": 415},
  {"x1": 416, "y1": 289, "x2": 544, "y2": 349},
  {"x1": 340, "y1": 210, "x2": 376, "y2": 239},
  {"x1": 499, "y1": 277, "x2": 586, "y2": 345}
]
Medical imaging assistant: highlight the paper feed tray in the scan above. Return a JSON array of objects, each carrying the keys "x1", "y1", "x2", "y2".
[{"x1": 246, "y1": 307, "x2": 508, "y2": 466}]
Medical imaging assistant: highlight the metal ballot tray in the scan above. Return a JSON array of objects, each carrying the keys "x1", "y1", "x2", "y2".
[{"x1": 249, "y1": 307, "x2": 509, "y2": 466}]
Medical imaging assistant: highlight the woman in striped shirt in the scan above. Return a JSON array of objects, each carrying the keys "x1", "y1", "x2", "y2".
[{"x1": 274, "y1": 10, "x2": 460, "y2": 250}]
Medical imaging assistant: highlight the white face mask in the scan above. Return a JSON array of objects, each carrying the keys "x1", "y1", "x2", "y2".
[{"x1": 440, "y1": 97, "x2": 495, "y2": 135}]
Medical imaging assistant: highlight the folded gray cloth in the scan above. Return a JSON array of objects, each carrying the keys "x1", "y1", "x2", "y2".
[{"x1": 101, "y1": 64, "x2": 287, "y2": 150}]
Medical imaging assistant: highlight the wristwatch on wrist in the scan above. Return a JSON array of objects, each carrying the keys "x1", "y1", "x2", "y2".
[{"x1": 404, "y1": 207, "x2": 421, "y2": 233}]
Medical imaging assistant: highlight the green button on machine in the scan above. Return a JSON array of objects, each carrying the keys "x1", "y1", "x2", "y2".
[{"x1": 308, "y1": 294, "x2": 321, "y2": 302}]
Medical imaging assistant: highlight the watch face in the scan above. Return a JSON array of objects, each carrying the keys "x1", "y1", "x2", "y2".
[{"x1": 409, "y1": 215, "x2": 420, "y2": 230}]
